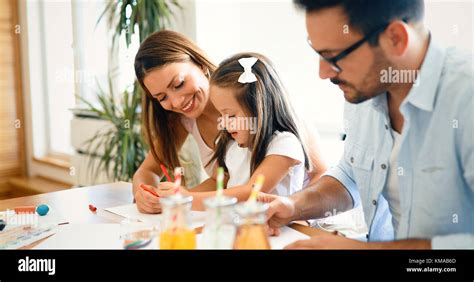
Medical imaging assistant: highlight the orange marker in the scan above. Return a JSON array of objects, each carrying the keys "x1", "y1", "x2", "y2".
[{"x1": 14, "y1": 206, "x2": 36, "y2": 214}]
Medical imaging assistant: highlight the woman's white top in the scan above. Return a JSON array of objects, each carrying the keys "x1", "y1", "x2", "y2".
[
  {"x1": 225, "y1": 131, "x2": 308, "y2": 196},
  {"x1": 181, "y1": 116, "x2": 216, "y2": 177}
]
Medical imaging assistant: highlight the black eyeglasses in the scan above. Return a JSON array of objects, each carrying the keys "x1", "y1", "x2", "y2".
[{"x1": 307, "y1": 23, "x2": 389, "y2": 73}]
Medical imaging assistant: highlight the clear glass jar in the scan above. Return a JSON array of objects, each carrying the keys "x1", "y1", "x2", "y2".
[
  {"x1": 120, "y1": 217, "x2": 158, "y2": 250},
  {"x1": 159, "y1": 194, "x2": 196, "y2": 249},
  {"x1": 201, "y1": 196, "x2": 238, "y2": 249},
  {"x1": 233, "y1": 202, "x2": 271, "y2": 249}
]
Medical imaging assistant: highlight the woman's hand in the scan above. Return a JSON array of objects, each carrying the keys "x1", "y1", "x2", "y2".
[
  {"x1": 134, "y1": 184, "x2": 162, "y2": 214},
  {"x1": 156, "y1": 182, "x2": 191, "y2": 197}
]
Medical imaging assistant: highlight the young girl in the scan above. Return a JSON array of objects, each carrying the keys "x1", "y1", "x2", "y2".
[{"x1": 156, "y1": 52, "x2": 326, "y2": 210}]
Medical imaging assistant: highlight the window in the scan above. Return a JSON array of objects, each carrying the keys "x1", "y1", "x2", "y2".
[
  {"x1": 24, "y1": 0, "x2": 138, "y2": 160},
  {"x1": 41, "y1": 0, "x2": 76, "y2": 156}
]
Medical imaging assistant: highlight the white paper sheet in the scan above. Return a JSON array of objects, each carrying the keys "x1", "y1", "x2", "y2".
[
  {"x1": 34, "y1": 224, "x2": 123, "y2": 250},
  {"x1": 268, "y1": 226, "x2": 310, "y2": 249},
  {"x1": 104, "y1": 203, "x2": 207, "y2": 229}
]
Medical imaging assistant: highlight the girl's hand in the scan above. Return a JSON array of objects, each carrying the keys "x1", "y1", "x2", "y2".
[{"x1": 134, "y1": 184, "x2": 162, "y2": 214}]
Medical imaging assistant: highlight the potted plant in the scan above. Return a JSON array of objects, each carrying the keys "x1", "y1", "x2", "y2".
[{"x1": 77, "y1": 0, "x2": 182, "y2": 183}]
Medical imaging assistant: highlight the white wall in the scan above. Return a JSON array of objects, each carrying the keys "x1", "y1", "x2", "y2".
[
  {"x1": 425, "y1": 0, "x2": 473, "y2": 51},
  {"x1": 190, "y1": 0, "x2": 473, "y2": 166},
  {"x1": 193, "y1": 0, "x2": 346, "y2": 165},
  {"x1": 194, "y1": 0, "x2": 345, "y2": 130}
]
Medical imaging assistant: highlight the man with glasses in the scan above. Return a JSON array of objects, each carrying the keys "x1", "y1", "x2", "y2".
[{"x1": 260, "y1": 0, "x2": 473, "y2": 249}]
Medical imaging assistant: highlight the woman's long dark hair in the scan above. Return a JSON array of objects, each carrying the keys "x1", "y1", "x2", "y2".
[
  {"x1": 134, "y1": 30, "x2": 216, "y2": 179},
  {"x1": 208, "y1": 52, "x2": 310, "y2": 174}
]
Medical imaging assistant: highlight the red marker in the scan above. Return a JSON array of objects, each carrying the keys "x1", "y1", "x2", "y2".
[
  {"x1": 160, "y1": 164, "x2": 172, "y2": 182},
  {"x1": 139, "y1": 184, "x2": 159, "y2": 198},
  {"x1": 89, "y1": 204, "x2": 97, "y2": 213}
]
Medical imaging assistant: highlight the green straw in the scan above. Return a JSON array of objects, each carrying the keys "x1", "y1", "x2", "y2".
[
  {"x1": 215, "y1": 167, "x2": 225, "y2": 248},
  {"x1": 216, "y1": 167, "x2": 224, "y2": 198}
]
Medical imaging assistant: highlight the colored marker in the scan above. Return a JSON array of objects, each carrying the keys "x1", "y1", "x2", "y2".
[
  {"x1": 89, "y1": 204, "x2": 97, "y2": 213},
  {"x1": 14, "y1": 206, "x2": 36, "y2": 214},
  {"x1": 160, "y1": 164, "x2": 172, "y2": 182},
  {"x1": 139, "y1": 184, "x2": 159, "y2": 198}
]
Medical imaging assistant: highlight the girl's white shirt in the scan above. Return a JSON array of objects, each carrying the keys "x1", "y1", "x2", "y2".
[{"x1": 225, "y1": 131, "x2": 308, "y2": 196}]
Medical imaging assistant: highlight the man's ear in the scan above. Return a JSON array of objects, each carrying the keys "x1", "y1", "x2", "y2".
[{"x1": 381, "y1": 20, "x2": 409, "y2": 57}]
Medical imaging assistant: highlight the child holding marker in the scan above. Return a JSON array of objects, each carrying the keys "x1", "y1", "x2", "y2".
[{"x1": 154, "y1": 52, "x2": 326, "y2": 210}]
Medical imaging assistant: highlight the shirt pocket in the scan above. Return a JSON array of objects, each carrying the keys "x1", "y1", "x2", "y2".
[{"x1": 344, "y1": 142, "x2": 374, "y2": 195}]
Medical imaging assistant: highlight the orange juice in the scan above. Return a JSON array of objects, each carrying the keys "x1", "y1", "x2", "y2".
[
  {"x1": 159, "y1": 194, "x2": 196, "y2": 250},
  {"x1": 159, "y1": 228, "x2": 196, "y2": 249},
  {"x1": 233, "y1": 202, "x2": 271, "y2": 250},
  {"x1": 233, "y1": 224, "x2": 270, "y2": 249}
]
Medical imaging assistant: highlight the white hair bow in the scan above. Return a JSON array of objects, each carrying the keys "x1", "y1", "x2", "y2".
[{"x1": 238, "y1": 57, "x2": 258, "y2": 84}]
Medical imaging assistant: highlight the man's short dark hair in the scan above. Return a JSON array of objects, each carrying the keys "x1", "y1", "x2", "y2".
[{"x1": 295, "y1": 0, "x2": 425, "y2": 43}]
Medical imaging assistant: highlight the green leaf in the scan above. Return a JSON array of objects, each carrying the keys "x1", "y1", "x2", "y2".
[{"x1": 81, "y1": 0, "x2": 180, "y2": 182}]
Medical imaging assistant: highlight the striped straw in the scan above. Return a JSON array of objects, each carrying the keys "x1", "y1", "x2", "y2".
[{"x1": 173, "y1": 167, "x2": 182, "y2": 194}]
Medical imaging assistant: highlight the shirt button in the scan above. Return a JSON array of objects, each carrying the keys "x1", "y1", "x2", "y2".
[
  {"x1": 350, "y1": 157, "x2": 354, "y2": 163},
  {"x1": 385, "y1": 124, "x2": 389, "y2": 130},
  {"x1": 372, "y1": 199, "x2": 377, "y2": 205},
  {"x1": 381, "y1": 164, "x2": 387, "y2": 169}
]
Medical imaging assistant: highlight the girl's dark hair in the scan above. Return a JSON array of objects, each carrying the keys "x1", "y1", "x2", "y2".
[
  {"x1": 208, "y1": 52, "x2": 310, "y2": 174},
  {"x1": 134, "y1": 30, "x2": 216, "y2": 178}
]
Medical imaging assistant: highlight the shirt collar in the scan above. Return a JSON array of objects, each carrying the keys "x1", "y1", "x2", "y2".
[
  {"x1": 402, "y1": 34, "x2": 446, "y2": 112},
  {"x1": 371, "y1": 92, "x2": 388, "y2": 113},
  {"x1": 370, "y1": 34, "x2": 446, "y2": 113}
]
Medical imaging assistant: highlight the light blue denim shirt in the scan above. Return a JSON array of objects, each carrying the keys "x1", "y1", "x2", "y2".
[{"x1": 325, "y1": 37, "x2": 474, "y2": 248}]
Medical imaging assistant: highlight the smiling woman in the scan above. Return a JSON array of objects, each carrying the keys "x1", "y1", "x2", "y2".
[{"x1": 132, "y1": 30, "x2": 222, "y2": 214}]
